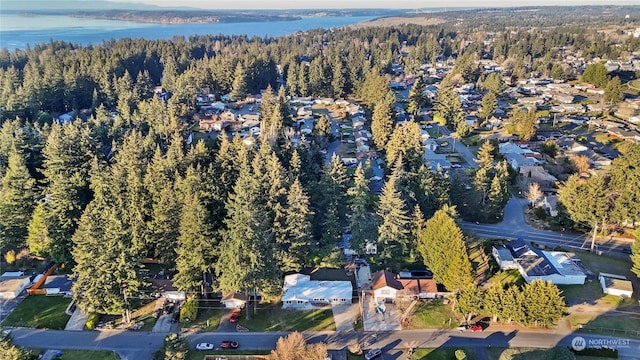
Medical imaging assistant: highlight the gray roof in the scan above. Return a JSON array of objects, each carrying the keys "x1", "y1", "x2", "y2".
[{"x1": 43, "y1": 275, "x2": 73, "y2": 292}]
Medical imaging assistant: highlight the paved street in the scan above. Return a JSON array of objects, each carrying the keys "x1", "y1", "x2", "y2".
[
  {"x1": 460, "y1": 196, "x2": 632, "y2": 255},
  {"x1": 10, "y1": 328, "x2": 640, "y2": 360}
]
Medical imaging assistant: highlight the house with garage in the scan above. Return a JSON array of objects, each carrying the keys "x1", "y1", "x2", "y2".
[
  {"x1": 599, "y1": 273, "x2": 634, "y2": 298},
  {"x1": 371, "y1": 270, "x2": 442, "y2": 303},
  {"x1": 281, "y1": 273, "x2": 352, "y2": 309},
  {"x1": 221, "y1": 292, "x2": 249, "y2": 309},
  {"x1": 492, "y1": 239, "x2": 586, "y2": 285}
]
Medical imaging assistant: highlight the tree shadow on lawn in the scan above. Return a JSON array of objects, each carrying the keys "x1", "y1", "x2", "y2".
[
  {"x1": 238, "y1": 304, "x2": 336, "y2": 332},
  {"x1": 2, "y1": 295, "x2": 71, "y2": 329}
]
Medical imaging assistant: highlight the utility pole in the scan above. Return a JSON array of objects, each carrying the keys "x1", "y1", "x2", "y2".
[
  {"x1": 591, "y1": 221, "x2": 598, "y2": 253},
  {"x1": 123, "y1": 288, "x2": 131, "y2": 324}
]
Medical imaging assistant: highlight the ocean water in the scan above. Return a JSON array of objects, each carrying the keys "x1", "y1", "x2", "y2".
[{"x1": 0, "y1": 14, "x2": 377, "y2": 50}]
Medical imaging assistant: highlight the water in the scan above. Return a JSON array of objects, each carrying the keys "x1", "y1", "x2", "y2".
[{"x1": 0, "y1": 14, "x2": 377, "y2": 50}]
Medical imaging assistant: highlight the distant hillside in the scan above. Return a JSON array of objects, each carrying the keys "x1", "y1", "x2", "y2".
[
  {"x1": 69, "y1": 10, "x2": 302, "y2": 24},
  {"x1": 1, "y1": 0, "x2": 168, "y2": 12}
]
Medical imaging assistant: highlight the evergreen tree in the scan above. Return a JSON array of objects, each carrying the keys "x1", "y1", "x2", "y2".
[
  {"x1": 482, "y1": 72, "x2": 505, "y2": 95},
  {"x1": 501, "y1": 285, "x2": 522, "y2": 324},
  {"x1": 479, "y1": 92, "x2": 497, "y2": 120},
  {"x1": 506, "y1": 107, "x2": 536, "y2": 141},
  {"x1": 348, "y1": 164, "x2": 376, "y2": 254},
  {"x1": 581, "y1": 62, "x2": 608, "y2": 88},
  {"x1": 520, "y1": 280, "x2": 567, "y2": 326},
  {"x1": 456, "y1": 284, "x2": 483, "y2": 323},
  {"x1": 631, "y1": 231, "x2": 640, "y2": 279},
  {"x1": 331, "y1": 59, "x2": 346, "y2": 99},
  {"x1": 385, "y1": 122, "x2": 424, "y2": 173},
  {"x1": 281, "y1": 178, "x2": 314, "y2": 271},
  {"x1": 147, "y1": 186, "x2": 181, "y2": 265},
  {"x1": 407, "y1": 77, "x2": 427, "y2": 116},
  {"x1": 417, "y1": 209, "x2": 474, "y2": 292},
  {"x1": 26, "y1": 203, "x2": 54, "y2": 258},
  {"x1": 174, "y1": 193, "x2": 215, "y2": 295},
  {"x1": 0, "y1": 150, "x2": 36, "y2": 252},
  {"x1": 604, "y1": 76, "x2": 623, "y2": 104},
  {"x1": 376, "y1": 167, "x2": 411, "y2": 260},
  {"x1": 230, "y1": 62, "x2": 248, "y2": 101},
  {"x1": 371, "y1": 91, "x2": 395, "y2": 151},
  {"x1": 72, "y1": 162, "x2": 141, "y2": 317},
  {"x1": 484, "y1": 283, "x2": 505, "y2": 323}
]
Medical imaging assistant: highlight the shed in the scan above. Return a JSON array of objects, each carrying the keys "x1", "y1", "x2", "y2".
[{"x1": 599, "y1": 273, "x2": 633, "y2": 298}]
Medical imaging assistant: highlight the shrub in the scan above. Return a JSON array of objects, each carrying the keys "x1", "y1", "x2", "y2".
[
  {"x1": 179, "y1": 296, "x2": 198, "y2": 323},
  {"x1": 534, "y1": 207, "x2": 548, "y2": 220},
  {"x1": 455, "y1": 349, "x2": 467, "y2": 360},
  {"x1": 4, "y1": 250, "x2": 16, "y2": 265},
  {"x1": 85, "y1": 312, "x2": 100, "y2": 330},
  {"x1": 154, "y1": 333, "x2": 188, "y2": 360}
]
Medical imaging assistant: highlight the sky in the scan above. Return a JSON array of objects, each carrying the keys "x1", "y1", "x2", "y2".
[{"x1": 107, "y1": 0, "x2": 640, "y2": 9}]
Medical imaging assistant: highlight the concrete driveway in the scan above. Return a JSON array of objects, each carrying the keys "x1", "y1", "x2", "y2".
[
  {"x1": 362, "y1": 293, "x2": 401, "y2": 331},
  {"x1": 331, "y1": 303, "x2": 359, "y2": 332}
]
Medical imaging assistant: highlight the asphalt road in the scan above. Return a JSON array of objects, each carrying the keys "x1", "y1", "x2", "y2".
[
  {"x1": 10, "y1": 328, "x2": 640, "y2": 360},
  {"x1": 460, "y1": 196, "x2": 633, "y2": 256}
]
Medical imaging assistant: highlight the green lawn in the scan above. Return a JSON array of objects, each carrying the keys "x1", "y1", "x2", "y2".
[
  {"x1": 485, "y1": 347, "x2": 617, "y2": 360},
  {"x1": 405, "y1": 300, "x2": 459, "y2": 329},
  {"x1": 187, "y1": 349, "x2": 270, "y2": 360},
  {"x1": 187, "y1": 307, "x2": 225, "y2": 332},
  {"x1": 58, "y1": 350, "x2": 121, "y2": 360},
  {"x1": 2, "y1": 296, "x2": 71, "y2": 329},
  {"x1": 237, "y1": 305, "x2": 335, "y2": 331},
  {"x1": 412, "y1": 348, "x2": 477, "y2": 360},
  {"x1": 488, "y1": 269, "x2": 525, "y2": 287}
]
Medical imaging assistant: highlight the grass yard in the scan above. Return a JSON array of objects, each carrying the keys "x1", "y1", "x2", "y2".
[
  {"x1": 412, "y1": 348, "x2": 477, "y2": 360},
  {"x1": 570, "y1": 313, "x2": 640, "y2": 338},
  {"x1": 405, "y1": 300, "x2": 459, "y2": 329},
  {"x1": 187, "y1": 350, "x2": 270, "y2": 360},
  {"x1": 237, "y1": 304, "x2": 335, "y2": 331},
  {"x1": 486, "y1": 347, "x2": 617, "y2": 360},
  {"x1": 489, "y1": 270, "x2": 525, "y2": 288},
  {"x1": 188, "y1": 306, "x2": 225, "y2": 332},
  {"x1": 2, "y1": 295, "x2": 71, "y2": 329},
  {"x1": 58, "y1": 350, "x2": 121, "y2": 360}
]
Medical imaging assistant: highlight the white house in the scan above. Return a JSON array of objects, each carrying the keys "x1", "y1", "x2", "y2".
[
  {"x1": 221, "y1": 292, "x2": 248, "y2": 309},
  {"x1": 371, "y1": 270, "x2": 402, "y2": 303},
  {"x1": 599, "y1": 273, "x2": 634, "y2": 298},
  {"x1": 492, "y1": 246, "x2": 519, "y2": 270},
  {"x1": 281, "y1": 274, "x2": 352, "y2": 309},
  {"x1": 492, "y1": 240, "x2": 585, "y2": 285}
]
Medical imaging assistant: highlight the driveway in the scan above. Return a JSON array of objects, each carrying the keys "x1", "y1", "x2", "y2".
[
  {"x1": 331, "y1": 303, "x2": 359, "y2": 332},
  {"x1": 216, "y1": 309, "x2": 238, "y2": 332},
  {"x1": 438, "y1": 125, "x2": 478, "y2": 168},
  {"x1": 64, "y1": 307, "x2": 88, "y2": 331},
  {"x1": 362, "y1": 293, "x2": 401, "y2": 331}
]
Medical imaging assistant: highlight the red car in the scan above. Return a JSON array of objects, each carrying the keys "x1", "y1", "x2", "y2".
[
  {"x1": 229, "y1": 309, "x2": 241, "y2": 323},
  {"x1": 469, "y1": 324, "x2": 483, "y2": 332},
  {"x1": 220, "y1": 340, "x2": 239, "y2": 349}
]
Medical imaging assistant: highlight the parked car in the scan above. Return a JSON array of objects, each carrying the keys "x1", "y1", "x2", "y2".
[
  {"x1": 365, "y1": 348, "x2": 382, "y2": 360},
  {"x1": 469, "y1": 324, "x2": 483, "y2": 332},
  {"x1": 229, "y1": 309, "x2": 240, "y2": 323},
  {"x1": 456, "y1": 325, "x2": 468, "y2": 332},
  {"x1": 451, "y1": 164, "x2": 462, "y2": 168},
  {"x1": 196, "y1": 343, "x2": 215, "y2": 351},
  {"x1": 220, "y1": 340, "x2": 239, "y2": 349}
]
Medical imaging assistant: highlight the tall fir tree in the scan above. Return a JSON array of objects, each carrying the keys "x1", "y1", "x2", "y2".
[
  {"x1": 348, "y1": 164, "x2": 376, "y2": 254},
  {"x1": 417, "y1": 209, "x2": 474, "y2": 293},
  {"x1": 0, "y1": 149, "x2": 36, "y2": 252},
  {"x1": 376, "y1": 166, "x2": 411, "y2": 260},
  {"x1": 173, "y1": 193, "x2": 215, "y2": 295},
  {"x1": 281, "y1": 178, "x2": 314, "y2": 271}
]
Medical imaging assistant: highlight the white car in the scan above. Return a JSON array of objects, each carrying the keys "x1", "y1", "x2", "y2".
[
  {"x1": 196, "y1": 343, "x2": 215, "y2": 351},
  {"x1": 369, "y1": 176, "x2": 382, "y2": 182}
]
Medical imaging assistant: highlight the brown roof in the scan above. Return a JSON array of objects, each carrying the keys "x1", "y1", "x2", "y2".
[
  {"x1": 371, "y1": 270, "x2": 403, "y2": 291},
  {"x1": 398, "y1": 279, "x2": 438, "y2": 295}
]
